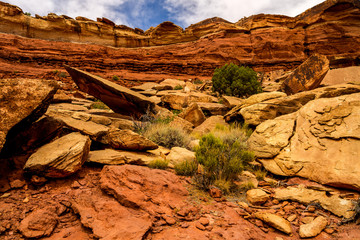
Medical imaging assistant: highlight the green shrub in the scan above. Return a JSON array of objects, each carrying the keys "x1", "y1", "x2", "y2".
[
  {"x1": 174, "y1": 160, "x2": 198, "y2": 176},
  {"x1": 193, "y1": 79, "x2": 203, "y2": 85},
  {"x1": 195, "y1": 132, "x2": 254, "y2": 191},
  {"x1": 174, "y1": 85, "x2": 183, "y2": 90},
  {"x1": 24, "y1": 12, "x2": 31, "y2": 16},
  {"x1": 212, "y1": 63, "x2": 262, "y2": 98},
  {"x1": 148, "y1": 159, "x2": 169, "y2": 169},
  {"x1": 143, "y1": 123, "x2": 191, "y2": 149},
  {"x1": 239, "y1": 181, "x2": 256, "y2": 191},
  {"x1": 58, "y1": 72, "x2": 68, "y2": 78},
  {"x1": 113, "y1": 75, "x2": 119, "y2": 81}
]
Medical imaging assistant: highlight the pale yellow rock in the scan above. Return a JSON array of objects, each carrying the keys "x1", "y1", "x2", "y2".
[
  {"x1": 169, "y1": 116, "x2": 194, "y2": 133},
  {"x1": 253, "y1": 212, "x2": 292, "y2": 235},
  {"x1": 274, "y1": 186, "x2": 355, "y2": 218},
  {"x1": 299, "y1": 216, "x2": 327, "y2": 238},
  {"x1": 192, "y1": 115, "x2": 228, "y2": 136},
  {"x1": 178, "y1": 102, "x2": 206, "y2": 127},
  {"x1": 166, "y1": 147, "x2": 195, "y2": 165},
  {"x1": 24, "y1": 132, "x2": 91, "y2": 178},
  {"x1": 246, "y1": 189, "x2": 270, "y2": 205}
]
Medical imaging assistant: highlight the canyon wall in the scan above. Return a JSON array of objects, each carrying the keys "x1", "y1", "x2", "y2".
[{"x1": 0, "y1": 0, "x2": 359, "y2": 84}]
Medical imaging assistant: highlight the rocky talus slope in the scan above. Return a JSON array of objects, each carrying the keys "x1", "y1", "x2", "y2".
[
  {"x1": 0, "y1": 53, "x2": 360, "y2": 239},
  {"x1": 0, "y1": 0, "x2": 359, "y2": 85}
]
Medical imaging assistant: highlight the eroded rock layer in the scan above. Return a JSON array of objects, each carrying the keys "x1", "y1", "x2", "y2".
[{"x1": 0, "y1": 0, "x2": 359, "y2": 83}]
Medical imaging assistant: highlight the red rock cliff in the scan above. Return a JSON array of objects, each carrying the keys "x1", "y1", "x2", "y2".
[{"x1": 0, "y1": 0, "x2": 359, "y2": 85}]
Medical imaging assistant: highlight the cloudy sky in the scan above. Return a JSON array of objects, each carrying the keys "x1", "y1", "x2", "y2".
[{"x1": 5, "y1": 0, "x2": 324, "y2": 30}]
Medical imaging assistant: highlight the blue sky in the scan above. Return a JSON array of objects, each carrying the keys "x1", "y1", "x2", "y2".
[{"x1": 5, "y1": 0, "x2": 324, "y2": 30}]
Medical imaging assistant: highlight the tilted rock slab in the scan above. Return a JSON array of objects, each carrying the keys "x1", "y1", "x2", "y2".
[
  {"x1": 65, "y1": 66, "x2": 156, "y2": 118},
  {"x1": 178, "y1": 102, "x2": 206, "y2": 127},
  {"x1": 282, "y1": 54, "x2": 329, "y2": 95},
  {"x1": 249, "y1": 92, "x2": 360, "y2": 190},
  {"x1": 24, "y1": 132, "x2": 91, "y2": 178},
  {"x1": 0, "y1": 78, "x2": 58, "y2": 152},
  {"x1": 253, "y1": 212, "x2": 292, "y2": 235}
]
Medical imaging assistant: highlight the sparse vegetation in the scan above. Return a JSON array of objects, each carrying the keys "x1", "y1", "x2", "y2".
[
  {"x1": 143, "y1": 123, "x2": 191, "y2": 149},
  {"x1": 212, "y1": 63, "x2": 262, "y2": 98},
  {"x1": 193, "y1": 79, "x2": 203, "y2": 85},
  {"x1": 193, "y1": 124, "x2": 255, "y2": 193},
  {"x1": 239, "y1": 181, "x2": 256, "y2": 191},
  {"x1": 113, "y1": 75, "x2": 119, "y2": 81},
  {"x1": 175, "y1": 159, "x2": 198, "y2": 176},
  {"x1": 174, "y1": 85, "x2": 183, "y2": 90},
  {"x1": 24, "y1": 12, "x2": 31, "y2": 16},
  {"x1": 148, "y1": 159, "x2": 169, "y2": 169}
]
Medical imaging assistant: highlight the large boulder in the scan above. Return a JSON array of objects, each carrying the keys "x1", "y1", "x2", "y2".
[
  {"x1": 166, "y1": 147, "x2": 195, "y2": 165},
  {"x1": 193, "y1": 115, "x2": 228, "y2": 135},
  {"x1": 161, "y1": 92, "x2": 217, "y2": 110},
  {"x1": 282, "y1": 54, "x2": 329, "y2": 95},
  {"x1": 322, "y1": 66, "x2": 360, "y2": 86},
  {"x1": 65, "y1": 66, "x2": 156, "y2": 118},
  {"x1": 251, "y1": 92, "x2": 360, "y2": 190},
  {"x1": 227, "y1": 84, "x2": 360, "y2": 126},
  {"x1": 24, "y1": 132, "x2": 91, "y2": 178},
  {"x1": 0, "y1": 79, "x2": 58, "y2": 152}
]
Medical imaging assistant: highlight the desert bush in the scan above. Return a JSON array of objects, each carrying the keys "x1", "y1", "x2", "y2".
[
  {"x1": 143, "y1": 123, "x2": 191, "y2": 149},
  {"x1": 239, "y1": 181, "x2": 256, "y2": 191},
  {"x1": 112, "y1": 75, "x2": 119, "y2": 81},
  {"x1": 212, "y1": 63, "x2": 262, "y2": 98},
  {"x1": 148, "y1": 159, "x2": 169, "y2": 169},
  {"x1": 58, "y1": 72, "x2": 68, "y2": 78},
  {"x1": 24, "y1": 12, "x2": 31, "y2": 16},
  {"x1": 174, "y1": 159, "x2": 198, "y2": 176},
  {"x1": 90, "y1": 100, "x2": 109, "y2": 109},
  {"x1": 194, "y1": 131, "x2": 254, "y2": 191}
]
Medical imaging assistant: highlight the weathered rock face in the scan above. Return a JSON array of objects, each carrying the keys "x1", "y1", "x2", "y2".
[
  {"x1": 0, "y1": 79, "x2": 58, "y2": 153},
  {"x1": 228, "y1": 83, "x2": 360, "y2": 126},
  {"x1": 250, "y1": 92, "x2": 360, "y2": 190},
  {"x1": 24, "y1": 132, "x2": 91, "y2": 178},
  {"x1": 322, "y1": 66, "x2": 360, "y2": 86},
  {"x1": 18, "y1": 208, "x2": 58, "y2": 238},
  {"x1": 193, "y1": 115, "x2": 228, "y2": 135},
  {"x1": 65, "y1": 66, "x2": 156, "y2": 118},
  {"x1": 0, "y1": 0, "x2": 359, "y2": 83},
  {"x1": 282, "y1": 54, "x2": 329, "y2": 95}
]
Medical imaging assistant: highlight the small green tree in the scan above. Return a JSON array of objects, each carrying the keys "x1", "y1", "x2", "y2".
[{"x1": 212, "y1": 63, "x2": 262, "y2": 98}]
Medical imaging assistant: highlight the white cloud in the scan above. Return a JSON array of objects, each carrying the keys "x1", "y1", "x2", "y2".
[
  {"x1": 4, "y1": 0, "x2": 325, "y2": 29},
  {"x1": 164, "y1": 0, "x2": 325, "y2": 26}
]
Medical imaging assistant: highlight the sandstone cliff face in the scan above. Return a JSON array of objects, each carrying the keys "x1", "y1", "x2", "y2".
[{"x1": 0, "y1": 0, "x2": 359, "y2": 83}]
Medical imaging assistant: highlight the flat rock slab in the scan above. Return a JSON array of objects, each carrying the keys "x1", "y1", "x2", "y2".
[
  {"x1": 65, "y1": 66, "x2": 155, "y2": 118},
  {"x1": 0, "y1": 78, "x2": 58, "y2": 152},
  {"x1": 100, "y1": 165, "x2": 188, "y2": 214},
  {"x1": 19, "y1": 208, "x2": 58, "y2": 238},
  {"x1": 88, "y1": 149, "x2": 159, "y2": 165},
  {"x1": 24, "y1": 132, "x2": 91, "y2": 178},
  {"x1": 71, "y1": 187, "x2": 152, "y2": 240},
  {"x1": 253, "y1": 212, "x2": 292, "y2": 235}
]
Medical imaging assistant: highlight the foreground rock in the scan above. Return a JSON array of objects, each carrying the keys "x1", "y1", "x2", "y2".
[
  {"x1": 100, "y1": 165, "x2": 188, "y2": 212},
  {"x1": 65, "y1": 66, "x2": 156, "y2": 118},
  {"x1": 274, "y1": 186, "x2": 355, "y2": 218},
  {"x1": 167, "y1": 147, "x2": 196, "y2": 165},
  {"x1": 299, "y1": 216, "x2": 327, "y2": 238},
  {"x1": 255, "y1": 92, "x2": 360, "y2": 190},
  {"x1": 71, "y1": 187, "x2": 152, "y2": 240},
  {"x1": 0, "y1": 79, "x2": 58, "y2": 152},
  {"x1": 18, "y1": 208, "x2": 58, "y2": 238},
  {"x1": 24, "y1": 132, "x2": 91, "y2": 178},
  {"x1": 253, "y1": 212, "x2": 292, "y2": 235},
  {"x1": 246, "y1": 189, "x2": 270, "y2": 205},
  {"x1": 193, "y1": 115, "x2": 228, "y2": 135},
  {"x1": 282, "y1": 54, "x2": 329, "y2": 95}
]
